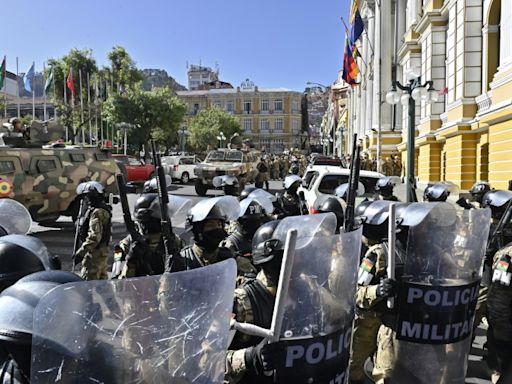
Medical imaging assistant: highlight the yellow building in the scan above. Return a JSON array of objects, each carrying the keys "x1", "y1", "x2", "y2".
[
  {"x1": 177, "y1": 79, "x2": 303, "y2": 153},
  {"x1": 349, "y1": 0, "x2": 512, "y2": 189}
]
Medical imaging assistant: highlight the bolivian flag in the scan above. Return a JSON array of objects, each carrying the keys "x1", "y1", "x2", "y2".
[{"x1": 342, "y1": 35, "x2": 360, "y2": 86}]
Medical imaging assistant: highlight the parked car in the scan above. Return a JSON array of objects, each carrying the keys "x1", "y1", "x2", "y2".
[
  {"x1": 298, "y1": 166, "x2": 384, "y2": 211},
  {"x1": 112, "y1": 154, "x2": 155, "y2": 182},
  {"x1": 161, "y1": 155, "x2": 199, "y2": 184}
]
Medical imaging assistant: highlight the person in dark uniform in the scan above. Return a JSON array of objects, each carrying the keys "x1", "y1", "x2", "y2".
[
  {"x1": 374, "y1": 176, "x2": 400, "y2": 201},
  {"x1": 275, "y1": 175, "x2": 306, "y2": 218}
]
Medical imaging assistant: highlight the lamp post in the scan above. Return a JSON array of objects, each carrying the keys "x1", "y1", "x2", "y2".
[
  {"x1": 385, "y1": 77, "x2": 438, "y2": 202},
  {"x1": 216, "y1": 131, "x2": 226, "y2": 148},
  {"x1": 178, "y1": 125, "x2": 189, "y2": 154},
  {"x1": 116, "y1": 122, "x2": 134, "y2": 155}
]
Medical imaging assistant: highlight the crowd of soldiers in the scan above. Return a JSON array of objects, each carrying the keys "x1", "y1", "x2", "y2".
[{"x1": 0, "y1": 155, "x2": 510, "y2": 383}]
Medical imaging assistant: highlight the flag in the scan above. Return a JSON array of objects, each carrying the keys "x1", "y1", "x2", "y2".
[
  {"x1": 350, "y1": 9, "x2": 364, "y2": 44},
  {"x1": 342, "y1": 36, "x2": 360, "y2": 86},
  {"x1": 23, "y1": 62, "x2": 35, "y2": 92},
  {"x1": 0, "y1": 56, "x2": 5, "y2": 89},
  {"x1": 44, "y1": 66, "x2": 54, "y2": 95},
  {"x1": 352, "y1": 43, "x2": 360, "y2": 59},
  {"x1": 66, "y1": 68, "x2": 76, "y2": 97},
  {"x1": 438, "y1": 87, "x2": 448, "y2": 95}
]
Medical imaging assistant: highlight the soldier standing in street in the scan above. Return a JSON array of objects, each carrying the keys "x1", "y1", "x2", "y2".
[
  {"x1": 256, "y1": 156, "x2": 270, "y2": 190},
  {"x1": 73, "y1": 181, "x2": 112, "y2": 280}
]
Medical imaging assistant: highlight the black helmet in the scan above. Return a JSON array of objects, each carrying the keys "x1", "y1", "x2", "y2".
[
  {"x1": 76, "y1": 181, "x2": 105, "y2": 197},
  {"x1": 252, "y1": 220, "x2": 282, "y2": 266},
  {"x1": 240, "y1": 186, "x2": 257, "y2": 201},
  {"x1": 481, "y1": 190, "x2": 512, "y2": 219},
  {"x1": 355, "y1": 200, "x2": 373, "y2": 221},
  {"x1": 186, "y1": 196, "x2": 239, "y2": 238},
  {"x1": 283, "y1": 175, "x2": 302, "y2": 191},
  {"x1": 375, "y1": 176, "x2": 397, "y2": 197},
  {"x1": 17, "y1": 270, "x2": 83, "y2": 285},
  {"x1": 289, "y1": 164, "x2": 300, "y2": 175},
  {"x1": 470, "y1": 181, "x2": 491, "y2": 204},
  {"x1": 134, "y1": 193, "x2": 160, "y2": 222},
  {"x1": 316, "y1": 197, "x2": 344, "y2": 230},
  {"x1": 0, "y1": 235, "x2": 58, "y2": 293}
]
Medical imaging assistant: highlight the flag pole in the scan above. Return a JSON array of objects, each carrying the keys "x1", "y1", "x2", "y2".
[
  {"x1": 79, "y1": 68, "x2": 84, "y2": 144},
  {"x1": 43, "y1": 62, "x2": 47, "y2": 121},
  {"x1": 3, "y1": 56, "x2": 7, "y2": 118},
  {"x1": 87, "y1": 71, "x2": 91, "y2": 145},
  {"x1": 32, "y1": 62, "x2": 35, "y2": 120},
  {"x1": 64, "y1": 68, "x2": 68, "y2": 142},
  {"x1": 340, "y1": 16, "x2": 368, "y2": 68},
  {"x1": 16, "y1": 57, "x2": 20, "y2": 118}
]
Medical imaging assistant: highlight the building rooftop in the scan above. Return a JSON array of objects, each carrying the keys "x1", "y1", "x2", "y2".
[{"x1": 177, "y1": 87, "x2": 300, "y2": 96}]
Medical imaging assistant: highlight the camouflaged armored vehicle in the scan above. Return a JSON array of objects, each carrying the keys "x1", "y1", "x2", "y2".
[
  {"x1": 0, "y1": 120, "x2": 119, "y2": 223},
  {"x1": 193, "y1": 149, "x2": 259, "y2": 196}
]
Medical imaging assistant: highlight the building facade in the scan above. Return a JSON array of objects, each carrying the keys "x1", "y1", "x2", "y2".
[
  {"x1": 347, "y1": 0, "x2": 512, "y2": 189},
  {"x1": 177, "y1": 79, "x2": 303, "y2": 153},
  {"x1": 187, "y1": 64, "x2": 219, "y2": 90}
]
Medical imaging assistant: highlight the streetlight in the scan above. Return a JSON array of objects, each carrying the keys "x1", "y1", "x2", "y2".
[
  {"x1": 385, "y1": 77, "x2": 438, "y2": 202},
  {"x1": 178, "y1": 125, "x2": 189, "y2": 154},
  {"x1": 116, "y1": 122, "x2": 134, "y2": 155},
  {"x1": 216, "y1": 131, "x2": 226, "y2": 148}
]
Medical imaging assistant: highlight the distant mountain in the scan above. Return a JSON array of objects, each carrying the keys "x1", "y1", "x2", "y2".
[{"x1": 141, "y1": 69, "x2": 187, "y2": 92}]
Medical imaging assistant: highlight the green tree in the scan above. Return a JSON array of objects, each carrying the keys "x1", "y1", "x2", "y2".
[
  {"x1": 102, "y1": 86, "x2": 186, "y2": 157},
  {"x1": 106, "y1": 46, "x2": 143, "y2": 92},
  {"x1": 188, "y1": 107, "x2": 242, "y2": 150}
]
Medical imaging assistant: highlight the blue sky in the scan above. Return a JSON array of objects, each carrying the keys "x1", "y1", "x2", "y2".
[{"x1": 5, "y1": 0, "x2": 350, "y2": 91}]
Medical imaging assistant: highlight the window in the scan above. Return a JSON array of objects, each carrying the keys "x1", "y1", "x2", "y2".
[
  {"x1": 244, "y1": 118, "x2": 252, "y2": 133},
  {"x1": 128, "y1": 158, "x2": 143, "y2": 166},
  {"x1": 260, "y1": 119, "x2": 270, "y2": 134},
  {"x1": 70, "y1": 153, "x2": 85, "y2": 162},
  {"x1": 226, "y1": 100, "x2": 234, "y2": 112},
  {"x1": 274, "y1": 99, "x2": 283, "y2": 111},
  {"x1": 213, "y1": 100, "x2": 223, "y2": 109},
  {"x1": 292, "y1": 100, "x2": 300, "y2": 112},
  {"x1": 179, "y1": 157, "x2": 194, "y2": 165},
  {"x1": 225, "y1": 151, "x2": 243, "y2": 162},
  {"x1": 274, "y1": 118, "x2": 283, "y2": 133},
  {"x1": 0, "y1": 160, "x2": 15, "y2": 174},
  {"x1": 292, "y1": 119, "x2": 300, "y2": 134},
  {"x1": 304, "y1": 171, "x2": 318, "y2": 189},
  {"x1": 244, "y1": 100, "x2": 252, "y2": 114},
  {"x1": 193, "y1": 103, "x2": 200, "y2": 115},
  {"x1": 95, "y1": 152, "x2": 108, "y2": 161},
  {"x1": 318, "y1": 175, "x2": 349, "y2": 194},
  {"x1": 36, "y1": 159, "x2": 57, "y2": 173},
  {"x1": 261, "y1": 99, "x2": 269, "y2": 112}
]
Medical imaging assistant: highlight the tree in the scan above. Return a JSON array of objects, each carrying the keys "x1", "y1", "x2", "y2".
[
  {"x1": 102, "y1": 86, "x2": 186, "y2": 157},
  {"x1": 188, "y1": 107, "x2": 242, "y2": 150},
  {"x1": 106, "y1": 46, "x2": 143, "y2": 92}
]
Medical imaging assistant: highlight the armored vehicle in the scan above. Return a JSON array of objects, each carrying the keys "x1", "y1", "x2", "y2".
[
  {"x1": 0, "y1": 120, "x2": 119, "y2": 223},
  {"x1": 193, "y1": 149, "x2": 259, "y2": 196}
]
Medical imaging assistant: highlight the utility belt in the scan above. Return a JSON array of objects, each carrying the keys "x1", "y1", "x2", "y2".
[{"x1": 355, "y1": 307, "x2": 382, "y2": 319}]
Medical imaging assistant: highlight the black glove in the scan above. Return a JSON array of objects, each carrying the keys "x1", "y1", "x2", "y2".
[
  {"x1": 376, "y1": 278, "x2": 397, "y2": 298},
  {"x1": 244, "y1": 340, "x2": 284, "y2": 375}
]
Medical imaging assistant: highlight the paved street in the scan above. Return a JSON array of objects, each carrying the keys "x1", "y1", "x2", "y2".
[{"x1": 29, "y1": 179, "x2": 492, "y2": 384}]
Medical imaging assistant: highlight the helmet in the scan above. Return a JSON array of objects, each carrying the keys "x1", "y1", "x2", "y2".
[
  {"x1": 316, "y1": 197, "x2": 344, "y2": 230},
  {"x1": 0, "y1": 235, "x2": 58, "y2": 293},
  {"x1": 375, "y1": 176, "x2": 399, "y2": 197},
  {"x1": 289, "y1": 163, "x2": 300, "y2": 175},
  {"x1": 186, "y1": 196, "x2": 239, "y2": 236},
  {"x1": 76, "y1": 181, "x2": 105, "y2": 197},
  {"x1": 0, "y1": 273, "x2": 82, "y2": 379},
  {"x1": 481, "y1": 190, "x2": 512, "y2": 219},
  {"x1": 355, "y1": 200, "x2": 373, "y2": 220},
  {"x1": 252, "y1": 220, "x2": 283, "y2": 266},
  {"x1": 283, "y1": 175, "x2": 302, "y2": 191},
  {"x1": 239, "y1": 199, "x2": 267, "y2": 220},
  {"x1": 134, "y1": 193, "x2": 160, "y2": 222},
  {"x1": 142, "y1": 175, "x2": 172, "y2": 194},
  {"x1": 240, "y1": 186, "x2": 257, "y2": 201},
  {"x1": 355, "y1": 200, "x2": 391, "y2": 241},
  {"x1": 470, "y1": 181, "x2": 491, "y2": 204}
]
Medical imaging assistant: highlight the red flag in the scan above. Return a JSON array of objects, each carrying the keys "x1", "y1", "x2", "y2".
[{"x1": 66, "y1": 68, "x2": 76, "y2": 97}]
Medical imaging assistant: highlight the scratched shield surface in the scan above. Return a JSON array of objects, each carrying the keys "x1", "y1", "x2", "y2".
[{"x1": 31, "y1": 259, "x2": 237, "y2": 384}]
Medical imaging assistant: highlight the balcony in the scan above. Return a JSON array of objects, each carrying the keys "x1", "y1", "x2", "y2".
[{"x1": 476, "y1": 92, "x2": 492, "y2": 114}]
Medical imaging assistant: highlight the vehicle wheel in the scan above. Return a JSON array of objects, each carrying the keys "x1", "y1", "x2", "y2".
[
  {"x1": 195, "y1": 179, "x2": 207, "y2": 196},
  {"x1": 181, "y1": 172, "x2": 190, "y2": 184}
]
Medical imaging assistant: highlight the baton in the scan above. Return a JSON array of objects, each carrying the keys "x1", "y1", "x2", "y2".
[{"x1": 387, "y1": 203, "x2": 396, "y2": 309}]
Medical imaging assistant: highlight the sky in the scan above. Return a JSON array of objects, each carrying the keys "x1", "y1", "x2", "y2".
[{"x1": 5, "y1": 0, "x2": 350, "y2": 92}]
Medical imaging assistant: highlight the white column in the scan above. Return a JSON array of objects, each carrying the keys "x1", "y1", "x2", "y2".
[
  {"x1": 372, "y1": 0, "x2": 381, "y2": 130},
  {"x1": 500, "y1": 0, "x2": 512, "y2": 70},
  {"x1": 381, "y1": 0, "x2": 393, "y2": 130},
  {"x1": 365, "y1": 5, "x2": 374, "y2": 136}
]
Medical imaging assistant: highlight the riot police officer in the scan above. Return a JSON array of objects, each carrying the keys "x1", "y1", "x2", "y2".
[
  {"x1": 315, "y1": 196, "x2": 345, "y2": 233},
  {"x1": 239, "y1": 186, "x2": 257, "y2": 201},
  {"x1": 470, "y1": 181, "x2": 491, "y2": 207},
  {"x1": 221, "y1": 198, "x2": 273, "y2": 281},
  {"x1": 423, "y1": 181, "x2": 458, "y2": 202},
  {"x1": 115, "y1": 193, "x2": 185, "y2": 279},
  {"x1": 374, "y1": 176, "x2": 400, "y2": 201},
  {"x1": 275, "y1": 175, "x2": 306, "y2": 218},
  {"x1": 0, "y1": 271, "x2": 82, "y2": 383},
  {"x1": 73, "y1": 181, "x2": 112, "y2": 280},
  {"x1": 175, "y1": 196, "x2": 238, "y2": 271},
  {"x1": 226, "y1": 220, "x2": 283, "y2": 384}
]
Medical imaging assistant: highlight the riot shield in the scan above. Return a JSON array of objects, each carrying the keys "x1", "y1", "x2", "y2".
[
  {"x1": 271, "y1": 225, "x2": 362, "y2": 383},
  {"x1": 0, "y1": 198, "x2": 32, "y2": 235},
  {"x1": 32, "y1": 259, "x2": 237, "y2": 384},
  {"x1": 389, "y1": 202, "x2": 491, "y2": 384}
]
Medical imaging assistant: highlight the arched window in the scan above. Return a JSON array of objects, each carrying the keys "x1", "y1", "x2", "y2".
[{"x1": 486, "y1": 0, "x2": 501, "y2": 90}]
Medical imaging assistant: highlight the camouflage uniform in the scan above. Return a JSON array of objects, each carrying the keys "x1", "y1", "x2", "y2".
[
  {"x1": 75, "y1": 206, "x2": 112, "y2": 280},
  {"x1": 391, "y1": 156, "x2": 402, "y2": 177},
  {"x1": 381, "y1": 157, "x2": 394, "y2": 176},
  {"x1": 280, "y1": 158, "x2": 289, "y2": 179},
  {"x1": 225, "y1": 270, "x2": 276, "y2": 384},
  {"x1": 221, "y1": 229, "x2": 259, "y2": 285},
  {"x1": 256, "y1": 160, "x2": 269, "y2": 189},
  {"x1": 271, "y1": 159, "x2": 279, "y2": 180},
  {"x1": 349, "y1": 243, "x2": 387, "y2": 383},
  {"x1": 487, "y1": 244, "x2": 512, "y2": 378}
]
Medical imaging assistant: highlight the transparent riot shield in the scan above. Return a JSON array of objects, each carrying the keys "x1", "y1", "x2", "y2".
[
  {"x1": 272, "y1": 226, "x2": 362, "y2": 383},
  {"x1": 0, "y1": 198, "x2": 32, "y2": 235},
  {"x1": 390, "y1": 203, "x2": 491, "y2": 384},
  {"x1": 32, "y1": 259, "x2": 237, "y2": 384}
]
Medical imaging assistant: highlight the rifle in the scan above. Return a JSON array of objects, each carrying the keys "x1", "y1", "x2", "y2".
[
  {"x1": 71, "y1": 197, "x2": 87, "y2": 272},
  {"x1": 116, "y1": 173, "x2": 145, "y2": 244},
  {"x1": 150, "y1": 140, "x2": 180, "y2": 272},
  {"x1": 344, "y1": 134, "x2": 361, "y2": 232},
  {"x1": 487, "y1": 199, "x2": 512, "y2": 256}
]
